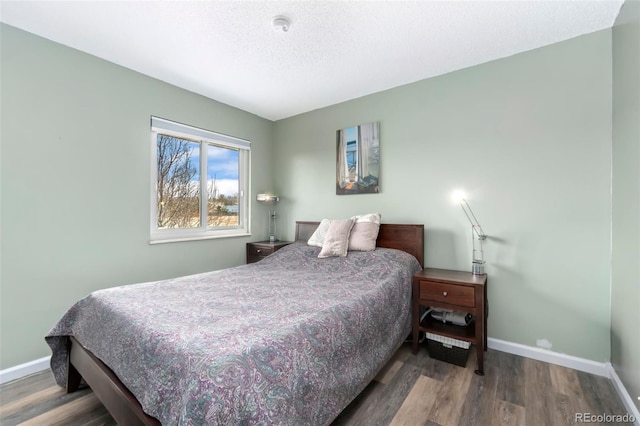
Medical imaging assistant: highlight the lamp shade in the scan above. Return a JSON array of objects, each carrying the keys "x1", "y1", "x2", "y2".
[{"x1": 256, "y1": 193, "x2": 279, "y2": 203}]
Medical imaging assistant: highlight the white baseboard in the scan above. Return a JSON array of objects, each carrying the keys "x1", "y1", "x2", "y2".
[
  {"x1": 0, "y1": 356, "x2": 50, "y2": 385},
  {"x1": 488, "y1": 337, "x2": 610, "y2": 376},
  {"x1": 489, "y1": 337, "x2": 639, "y2": 424},
  {"x1": 608, "y1": 364, "x2": 640, "y2": 426}
]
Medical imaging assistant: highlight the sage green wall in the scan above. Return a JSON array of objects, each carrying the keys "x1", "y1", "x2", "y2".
[
  {"x1": 0, "y1": 24, "x2": 274, "y2": 369},
  {"x1": 274, "y1": 30, "x2": 612, "y2": 362},
  {"x1": 612, "y1": 0, "x2": 640, "y2": 411}
]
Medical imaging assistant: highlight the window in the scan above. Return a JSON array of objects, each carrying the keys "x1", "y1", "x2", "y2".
[{"x1": 150, "y1": 117, "x2": 250, "y2": 243}]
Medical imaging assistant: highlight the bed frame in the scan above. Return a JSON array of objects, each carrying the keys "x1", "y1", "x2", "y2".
[{"x1": 66, "y1": 222, "x2": 424, "y2": 425}]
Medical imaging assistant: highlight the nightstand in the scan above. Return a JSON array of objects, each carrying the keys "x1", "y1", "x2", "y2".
[
  {"x1": 412, "y1": 268, "x2": 488, "y2": 375},
  {"x1": 246, "y1": 241, "x2": 292, "y2": 264}
]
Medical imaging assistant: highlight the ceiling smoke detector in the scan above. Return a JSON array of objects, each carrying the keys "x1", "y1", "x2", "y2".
[{"x1": 272, "y1": 15, "x2": 290, "y2": 32}]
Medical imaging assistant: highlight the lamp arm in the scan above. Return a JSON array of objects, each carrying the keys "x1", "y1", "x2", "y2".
[{"x1": 460, "y1": 199, "x2": 487, "y2": 239}]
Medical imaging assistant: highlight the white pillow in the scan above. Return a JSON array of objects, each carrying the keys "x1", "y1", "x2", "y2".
[
  {"x1": 307, "y1": 219, "x2": 331, "y2": 247},
  {"x1": 318, "y1": 218, "x2": 356, "y2": 258},
  {"x1": 348, "y1": 213, "x2": 381, "y2": 252}
]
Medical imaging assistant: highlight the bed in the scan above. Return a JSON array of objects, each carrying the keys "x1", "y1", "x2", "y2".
[{"x1": 46, "y1": 221, "x2": 424, "y2": 425}]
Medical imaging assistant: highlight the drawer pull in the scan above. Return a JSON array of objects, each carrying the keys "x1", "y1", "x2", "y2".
[
  {"x1": 443, "y1": 291, "x2": 448, "y2": 297},
  {"x1": 256, "y1": 249, "x2": 261, "y2": 253}
]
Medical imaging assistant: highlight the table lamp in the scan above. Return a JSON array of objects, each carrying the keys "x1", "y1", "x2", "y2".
[
  {"x1": 452, "y1": 191, "x2": 487, "y2": 274},
  {"x1": 256, "y1": 193, "x2": 279, "y2": 242}
]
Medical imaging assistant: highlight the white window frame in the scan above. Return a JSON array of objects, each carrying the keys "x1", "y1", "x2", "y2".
[{"x1": 150, "y1": 116, "x2": 251, "y2": 244}]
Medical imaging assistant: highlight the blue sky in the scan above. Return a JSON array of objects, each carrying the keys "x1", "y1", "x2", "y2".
[
  {"x1": 207, "y1": 145, "x2": 239, "y2": 181},
  {"x1": 186, "y1": 144, "x2": 238, "y2": 180},
  {"x1": 185, "y1": 142, "x2": 239, "y2": 196}
]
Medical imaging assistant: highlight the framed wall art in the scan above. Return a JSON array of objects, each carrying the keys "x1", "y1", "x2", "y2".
[{"x1": 336, "y1": 121, "x2": 380, "y2": 195}]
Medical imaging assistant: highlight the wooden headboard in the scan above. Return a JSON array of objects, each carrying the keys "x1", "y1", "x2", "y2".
[{"x1": 295, "y1": 221, "x2": 424, "y2": 267}]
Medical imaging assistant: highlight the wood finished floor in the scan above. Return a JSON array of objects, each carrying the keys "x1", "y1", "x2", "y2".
[{"x1": 0, "y1": 343, "x2": 629, "y2": 426}]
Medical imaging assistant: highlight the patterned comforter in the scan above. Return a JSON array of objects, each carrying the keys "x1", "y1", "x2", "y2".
[{"x1": 46, "y1": 242, "x2": 421, "y2": 425}]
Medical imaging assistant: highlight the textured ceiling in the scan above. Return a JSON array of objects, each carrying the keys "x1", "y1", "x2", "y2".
[{"x1": 0, "y1": 0, "x2": 624, "y2": 121}]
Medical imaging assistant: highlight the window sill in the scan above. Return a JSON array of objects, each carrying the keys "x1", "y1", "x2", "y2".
[{"x1": 149, "y1": 232, "x2": 251, "y2": 245}]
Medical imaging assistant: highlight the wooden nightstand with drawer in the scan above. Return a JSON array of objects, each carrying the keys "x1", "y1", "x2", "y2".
[
  {"x1": 412, "y1": 268, "x2": 488, "y2": 375},
  {"x1": 246, "y1": 241, "x2": 292, "y2": 264}
]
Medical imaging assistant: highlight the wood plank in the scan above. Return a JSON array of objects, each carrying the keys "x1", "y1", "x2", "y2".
[
  {"x1": 375, "y1": 360, "x2": 403, "y2": 385},
  {"x1": 54, "y1": 403, "x2": 114, "y2": 426},
  {"x1": 0, "y1": 386, "x2": 64, "y2": 418},
  {"x1": 390, "y1": 375, "x2": 441, "y2": 426},
  {"x1": 17, "y1": 393, "x2": 103, "y2": 426},
  {"x1": 494, "y1": 349, "x2": 525, "y2": 406},
  {"x1": 355, "y1": 362, "x2": 423, "y2": 425},
  {"x1": 1, "y1": 385, "x2": 92, "y2": 425},
  {"x1": 492, "y1": 400, "x2": 525, "y2": 426},
  {"x1": 458, "y1": 349, "x2": 498, "y2": 425},
  {"x1": 0, "y1": 371, "x2": 57, "y2": 405},
  {"x1": 523, "y1": 357, "x2": 554, "y2": 426},
  {"x1": 331, "y1": 380, "x2": 385, "y2": 426},
  {"x1": 550, "y1": 363, "x2": 583, "y2": 399},
  {"x1": 577, "y1": 370, "x2": 630, "y2": 417},
  {"x1": 337, "y1": 344, "x2": 430, "y2": 425},
  {"x1": 427, "y1": 365, "x2": 473, "y2": 426},
  {"x1": 83, "y1": 411, "x2": 118, "y2": 426},
  {"x1": 549, "y1": 364, "x2": 585, "y2": 423},
  {"x1": 551, "y1": 392, "x2": 577, "y2": 426}
]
